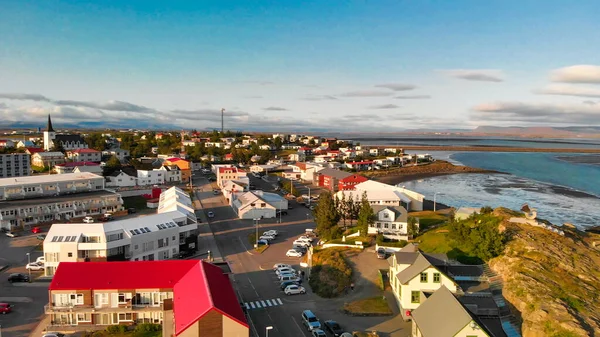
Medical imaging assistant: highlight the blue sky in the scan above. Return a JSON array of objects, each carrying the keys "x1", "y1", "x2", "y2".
[{"x1": 1, "y1": 0, "x2": 600, "y2": 131}]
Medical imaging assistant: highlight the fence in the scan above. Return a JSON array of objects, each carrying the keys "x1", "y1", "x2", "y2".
[{"x1": 322, "y1": 243, "x2": 364, "y2": 249}]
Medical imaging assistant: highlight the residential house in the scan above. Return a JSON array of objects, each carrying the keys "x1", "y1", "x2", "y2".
[
  {"x1": 339, "y1": 148, "x2": 356, "y2": 160},
  {"x1": 388, "y1": 244, "x2": 458, "y2": 318},
  {"x1": 313, "y1": 168, "x2": 366, "y2": 192},
  {"x1": 338, "y1": 174, "x2": 368, "y2": 191},
  {"x1": 369, "y1": 148, "x2": 379, "y2": 156},
  {"x1": 32, "y1": 152, "x2": 66, "y2": 169},
  {"x1": 231, "y1": 191, "x2": 288, "y2": 219},
  {"x1": 67, "y1": 149, "x2": 102, "y2": 163},
  {"x1": 384, "y1": 148, "x2": 398, "y2": 154},
  {"x1": 106, "y1": 170, "x2": 137, "y2": 188},
  {"x1": 289, "y1": 162, "x2": 321, "y2": 182},
  {"x1": 0, "y1": 139, "x2": 15, "y2": 148},
  {"x1": 272, "y1": 133, "x2": 287, "y2": 140},
  {"x1": 336, "y1": 180, "x2": 424, "y2": 211},
  {"x1": 0, "y1": 153, "x2": 31, "y2": 178},
  {"x1": 374, "y1": 159, "x2": 393, "y2": 168},
  {"x1": 259, "y1": 144, "x2": 274, "y2": 151},
  {"x1": 151, "y1": 146, "x2": 158, "y2": 154},
  {"x1": 182, "y1": 140, "x2": 198, "y2": 147},
  {"x1": 158, "y1": 166, "x2": 182, "y2": 183},
  {"x1": 25, "y1": 147, "x2": 44, "y2": 156},
  {"x1": 102, "y1": 149, "x2": 130, "y2": 161},
  {"x1": 200, "y1": 154, "x2": 221, "y2": 162},
  {"x1": 248, "y1": 164, "x2": 278, "y2": 174},
  {"x1": 137, "y1": 169, "x2": 165, "y2": 186},
  {"x1": 298, "y1": 147, "x2": 313, "y2": 156},
  {"x1": 16, "y1": 140, "x2": 36, "y2": 148},
  {"x1": 44, "y1": 260, "x2": 248, "y2": 336},
  {"x1": 370, "y1": 205, "x2": 410, "y2": 239},
  {"x1": 55, "y1": 162, "x2": 101, "y2": 175},
  {"x1": 224, "y1": 153, "x2": 234, "y2": 161},
  {"x1": 205, "y1": 142, "x2": 223, "y2": 148},
  {"x1": 314, "y1": 155, "x2": 332, "y2": 163},
  {"x1": 0, "y1": 172, "x2": 105, "y2": 202},
  {"x1": 217, "y1": 166, "x2": 249, "y2": 188},
  {"x1": 221, "y1": 180, "x2": 248, "y2": 204},
  {"x1": 163, "y1": 158, "x2": 191, "y2": 183},
  {"x1": 345, "y1": 161, "x2": 374, "y2": 171},
  {"x1": 288, "y1": 153, "x2": 305, "y2": 162},
  {"x1": 281, "y1": 144, "x2": 300, "y2": 150},
  {"x1": 320, "y1": 138, "x2": 337, "y2": 148},
  {"x1": 43, "y1": 115, "x2": 88, "y2": 151},
  {"x1": 155, "y1": 133, "x2": 164, "y2": 140}
]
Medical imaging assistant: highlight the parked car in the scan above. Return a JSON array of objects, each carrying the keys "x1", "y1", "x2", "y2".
[
  {"x1": 286, "y1": 249, "x2": 303, "y2": 257},
  {"x1": 275, "y1": 267, "x2": 296, "y2": 276},
  {"x1": 0, "y1": 302, "x2": 13, "y2": 314},
  {"x1": 36, "y1": 256, "x2": 45, "y2": 264},
  {"x1": 280, "y1": 280, "x2": 302, "y2": 290},
  {"x1": 26, "y1": 262, "x2": 44, "y2": 271},
  {"x1": 257, "y1": 239, "x2": 269, "y2": 246},
  {"x1": 82, "y1": 216, "x2": 94, "y2": 223},
  {"x1": 294, "y1": 246, "x2": 307, "y2": 254},
  {"x1": 207, "y1": 211, "x2": 215, "y2": 218},
  {"x1": 273, "y1": 263, "x2": 291, "y2": 270},
  {"x1": 284, "y1": 284, "x2": 306, "y2": 295},
  {"x1": 31, "y1": 226, "x2": 42, "y2": 234},
  {"x1": 127, "y1": 208, "x2": 137, "y2": 214},
  {"x1": 259, "y1": 235, "x2": 275, "y2": 241},
  {"x1": 7, "y1": 273, "x2": 29, "y2": 283},
  {"x1": 5, "y1": 232, "x2": 18, "y2": 238},
  {"x1": 324, "y1": 320, "x2": 344, "y2": 337},
  {"x1": 298, "y1": 235, "x2": 313, "y2": 242},
  {"x1": 293, "y1": 240, "x2": 311, "y2": 247},
  {"x1": 178, "y1": 250, "x2": 195, "y2": 259},
  {"x1": 376, "y1": 247, "x2": 387, "y2": 259},
  {"x1": 311, "y1": 329, "x2": 327, "y2": 337},
  {"x1": 36, "y1": 234, "x2": 46, "y2": 241},
  {"x1": 279, "y1": 274, "x2": 301, "y2": 283},
  {"x1": 302, "y1": 310, "x2": 321, "y2": 331},
  {"x1": 263, "y1": 230, "x2": 278, "y2": 236}
]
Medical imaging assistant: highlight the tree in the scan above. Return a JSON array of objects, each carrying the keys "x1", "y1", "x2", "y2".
[
  {"x1": 407, "y1": 216, "x2": 419, "y2": 238},
  {"x1": 103, "y1": 155, "x2": 122, "y2": 175},
  {"x1": 346, "y1": 193, "x2": 358, "y2": 221},
  {"x1": 356, "y1": 191, "x2": 374, "y2": 236},
  {"x1": 51, "y1": 142, "x2": 65, "y2": 153},
  {"x1": 338, "y1": 193, "x2": 348, "y2": 227},
  {"x1": 314, "y1": 191, "x2": 341, "y2": 240}
]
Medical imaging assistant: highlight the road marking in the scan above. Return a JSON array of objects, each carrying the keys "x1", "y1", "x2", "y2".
[
  {"x1": 255, "y1": 301, "x2": 261, "y2": 308},
  {"x1": 250, "y1": 302, "x2": 255, "y2": 309},
  {"x1": 266, "y1": 299, "x2": 272, "y2": 306},
  {"x1": 244, "y1": 303, "x2": 250, "y2": 310},
  {"x1": 277, "y1": 298, "x2": 283, "y2": 305},
  {"x1": 260, "y1": 300, "x2": 267, "y2": 307},
  {"x1": 292, "y1": 316, "x2": 307, "y2": 336},
  {"x1": 243, "y1": 298, "x2": 284, "y2": 310}
]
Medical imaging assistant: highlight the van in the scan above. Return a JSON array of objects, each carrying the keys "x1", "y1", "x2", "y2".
[
  {"x1": 301, "y1": 310, "x2": 321, "y2": 330},
  {"x1": 280, "y1": 274, "x2": 301, "y2": 283}
]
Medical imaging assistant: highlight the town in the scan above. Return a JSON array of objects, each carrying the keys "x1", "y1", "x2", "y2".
[{"x1": 0, "y1": 115, "x2": 519, "y2": 337}]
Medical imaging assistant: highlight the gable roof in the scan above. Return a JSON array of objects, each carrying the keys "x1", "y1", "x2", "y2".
[
  {"x1": 68, "y1": 148, "x2": 100, "y2": 154},
  {"x1": 371, "y1": 205, "x2": 406, "y2": 220},
  {"x1": 56, "y1": 161, "x2": 100, "y2": 168},
  {"x1": 50, "y1": 260, "x2": 247, "y2": 335},
  {"x1": 317, "y1": 167, "x2": 352, "y2": 180},
  {"x1": 411, "y1": 286, "x2": 495, "y2": 337},
  {"x1": 54, "y1": 134, "x2": 85, "y2": 144},
  {"x1": 396, "y1": 253, "x2": 433, "y2": 283},
  {"x1": 25, "y1": 147, "x2": 44, "y2": 154}
]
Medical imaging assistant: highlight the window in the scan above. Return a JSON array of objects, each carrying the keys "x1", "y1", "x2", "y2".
[
  {"x1": 67, "y1": 252, "x2": 73, "y2": 257},
  {"x1": 411, "y1": 291, "x2": 420, "y2": 304},
  {"x1": 433, "y1": 273, "x2": 441, "y2": 283},
  {"x1": 69, "y1": 294, "x2": 84, "y2": 305},
  {"x1": 118, "y1": 313, "x2": 133, "y2": 322},
  {"x1": 420, "y1": 272, "x2": 428, "y2": 283},
  {"x1": 77, "y1": 313, "x2": 92, "y2": 322}
]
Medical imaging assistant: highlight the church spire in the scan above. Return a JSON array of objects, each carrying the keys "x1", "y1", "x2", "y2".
[{"x1": 47, "y1": 114, "x2": 55, "y2": 132}]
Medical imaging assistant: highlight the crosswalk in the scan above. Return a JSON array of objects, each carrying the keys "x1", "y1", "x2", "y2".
[{"x1": 244, "y1": 298, "x2": 283, "y2": 310}]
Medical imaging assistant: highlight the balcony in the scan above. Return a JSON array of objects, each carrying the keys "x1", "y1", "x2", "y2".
[{"x1": 45, "y1": 302, "x2": 165, "y2": 313}]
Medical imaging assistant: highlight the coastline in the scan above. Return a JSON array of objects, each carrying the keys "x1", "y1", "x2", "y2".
[{"x1": 369, "y1": 145, "x2": 600, "y2": 153}]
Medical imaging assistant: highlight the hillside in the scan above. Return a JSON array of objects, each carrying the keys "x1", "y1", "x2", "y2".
[{"x1": 490, "y1": 216, "x2": 600, "y2": 337}]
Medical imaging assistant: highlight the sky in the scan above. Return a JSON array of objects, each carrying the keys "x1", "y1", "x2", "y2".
[{"x1": 1, "y1": 0, "x2": 600, "y2": 132}]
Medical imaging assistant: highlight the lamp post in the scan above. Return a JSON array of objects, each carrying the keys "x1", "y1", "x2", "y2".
[
  {"x1": 254, "y1": 218, "x2": 261, "y2": 247},
  {"x1": 433, "y1": 192, "x2": 442, "y2": 212},
  {"x1": 26, "y1": 253, "x2": 31, "y2": 282},
  {"x1": 307, "y1": 186, "x2": 311, "y2": 206},
  {"x1": 265, "y1": 326, "x2": 273, "y2": 337}
]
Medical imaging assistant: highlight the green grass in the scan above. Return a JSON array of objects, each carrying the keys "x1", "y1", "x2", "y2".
[
  {"x1": 122, "y1": 196, "x2": 149, "y2": 210},
  {"x1": 343, "y1": 296, "x2": 393, "y2": 315},
  {"x1": 328, "y1": 236, "x2": 373, "y2": 247},
  {"x1": 414, "y1": 226, "x2": 453, "y2": 253},
  {"x1": 410, "y1": 211, "x2": 449, "y2": 231},
  {"x1": 247, "y1": 233, "x2": 269, "y2": 253}
]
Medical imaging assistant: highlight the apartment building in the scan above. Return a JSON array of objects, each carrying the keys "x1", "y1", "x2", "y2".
[
  {"x1": 217, "y1": 166, "x2": 249, "y2": 188},
  {"x1": 43, "y1": 211, "x2": 197, "y2": 276},
  {"x1": 55, "y1": 162, "x2": 101, "y2": 175},
  {"x1": 102, "y1": 148, "x2": 130, "y2": 161},
  {"x1": 66, "y1": 148, "x2": 102, "y2": 163},
  {"x1": 31, "y1": 152, "x2": 66, "y2": 168},
  {"x1": 0, "y1": 191, "x2": 123, "y2": 231},
  {"x1": 0, "y1": 172, "x2": 105, "y2": 201},
  {"x1": 0, "y1": 153, "x2": 31, "y2": 178},
  {"x1": 45, "y1": 260, "x2": 248, "y2": 337},
  {"x1": 136, "y1": 169, "x2": 165, "y2": 186},
  {"x1": 162, "y1": 158, "x2": 191, "y2": 182}
]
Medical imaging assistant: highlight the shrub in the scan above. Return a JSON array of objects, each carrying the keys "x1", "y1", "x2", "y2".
[
  {"x1": 376, "y1": 234, "x2": 407, "y2": 248},
  {"x1": 106, "y1": 324, "x2": 128, "y2": 333},
  {"x1": 309, "y1": 249, "x2": 353, "y2": 298},
  {"x1": 135, "y1": 323, "x2": 162, "y2": 332}
]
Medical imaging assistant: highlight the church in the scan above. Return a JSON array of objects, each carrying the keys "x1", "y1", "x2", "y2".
[{"x1": 43, "y1": 115, "x2": 88, "y2": 151}]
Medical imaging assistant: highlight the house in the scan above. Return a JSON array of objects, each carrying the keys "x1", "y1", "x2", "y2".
[
  {"x1": 384, "y1": 148, "x2": 398, "y2": 154},
  {"x1": 224, "y1": 153, "x2": 234, "y2": 161},
  {"x1": 370, "y1": 205, "x2": 411, "y2": 239},
  {"x1": 298, "y1": 147, "x2": 313, "y2": 156},
  {"x1": 281, "y1": 144, "x2": 300, "y2": 150},
  {"x1": 151, "y1": 146, "x2": 158, "y2": 154},
  {"x1": 320, "y1": 138, "x2": 337, "y2": 148},
  {"x1": 137, "y1": 169, "x2": 165, "y2": 186},
  {"x1": 163, "y1": 158, "x2": 191, "y2": 183},
  {"x1": 288, "y1": 153, "x2": 305, "y2": 162},
  {"x1": 411, "y1": 286, "x2": 501, "y2": 337},
  {"x1": 16, "y1": 140, "x2": 36, "y2": 148},
  {"x1": 290, "y1": 162, "x2": 322, "y2": 182},
  {"x1": 0, "y1": 172, "x2": 105, "y2": 202},
  {"x1": 158, "y1": 165, "x2": 182, "y2": 183},
  {"x1": 55, "y1": 162, "x2": 101, "y2": 175},
  {"x1": 182, "y1": 140, "x2": 198, "y2": 147},
  {"x1": 369, "y1": 148, "x2": 379, "y2": 156},
  {"x1": 67, "y1": 149, "x2": 102, "y2": 163},
  {"x1": 44, "y1": 260, "x2": 247, "y2": 336},
  {"x1": 248, "y1": 164, "x2": 278, "y2": 174},
  {"x1": 0, "y1": 153, "x2": 31, "y2": 178},
  {"x1": 259, "y1": 144, "x2": 274, "y2": 151},
  {"x1": 205, "y1": 142, "x2": 223, "y2": 148},
  {"x1": 345, "y1": 161, "x2": 374, "y2": 171},
  {"x1": 43, "y1": 115, "x2": 88, "y2": 151},
  {"x1": 25, "y1": 147, "x2": 44, "y2": 156},
  {"x1": 231, "y1": 191, "x2": 288, "y2": 219},
  {"x1": 338, "y1": 174, "x2": 368, "y2": 191},
  {"x1": 339, "y1": 148, "x2": 356, "y2": 160},
  {"x1": 281, "y1": 170, "x2": 302, "y2": 181},
  {"x1": 200, "y1": 154, "x2": 221, "y2": 162},
  {"x1": 0, "y1": 191, "x2": 123, "y2": 232},
  {"x1": 43, "y1": 209, "x2": 198, "y2": 276},
  {"x1": 32, "y1": 152, "x2": 66, "y2": 169},
  {"x1": 102, "y1": 149, "x2": 130, "y2": 161},
  {"x1": 455, "y1": 207, "x2": 480, "y2": 221},
  {"x1": 156, "y1": 187, "x2": 198, "y2": 226},
  {"x1": 0, "y1": 139, "x2": 15, "y2": 148},
  {"x1": 314, "y1": 168, "x2": 364, "y2": 192},
  {"x1": 155, "y1": 133, "x2": 164, "y2": 140},
  {"x1": 222, "y1": 180, "x2": 248, "y2": 204},
  {"x1": 217, "y1": 166, "x2": 249, "y2": 188},
  {"x1": 339, "y1": 180, "x2": 424, "y2": 211},
  {"x1": 272, "y1": 133, "x2": 287, "y2": 140},
  {"x1": 314, "y1": 155, "x2": 332, "y2": 163},
  {"x1": 106, "y1": 169, "x2": 137, "y2": 188},
  {"x1": 388, "y1": 244, "x2": 458, "y2": 318}
]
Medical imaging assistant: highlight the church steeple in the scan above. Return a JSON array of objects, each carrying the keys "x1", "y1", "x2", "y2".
[{"x1": 47, "y1": 114, "x2": 55, "y2": 132}]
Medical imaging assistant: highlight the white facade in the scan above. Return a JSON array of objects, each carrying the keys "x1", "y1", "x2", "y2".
[
  {"x1": 369, "y1": 206, "x2": 410, "y2": 239},
  {"x1": 106, "y1": 171, "x2": 137, "y2": 188},
  {"x1": 336, "y1": 180, "x2": 424, "y2": 211},
  {"x1": 102, "y1": 149, "x2": 130, "y2": 161},
  {"x1": 248, "y1": 164, "x2": 278, "y2": 174},
  {"x1": 158, "y1": 166, "x2": 181, "y2": 183},
  {"x1": 67, "y1": 149, "x2": 102, "y2": 163},
  {"x1": 0, "y1": 172, "x2": 105, "y2": 201},
  {"x1": 31, "y1": 152, "x2": 66, "y2": 168},
  {"x1": 0, "y1": 153, "x2": 31, "y2": 178},
  {"x1": 137, "y1": 169, "x2": 165, "y2": 186},
  {"x1": 231, "y1": 191, "x2": 287, "y2": 219}
]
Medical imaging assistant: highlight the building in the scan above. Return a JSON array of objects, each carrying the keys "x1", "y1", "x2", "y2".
[
  {"x1": 25, "y1": 147, "x2": 44, "y2": 156},
  {"x1": 0, "y1": 191, "x2": 123, "y2": 231},
  {"x1": 158, "y1": 165, "x2": 182, "y2": 183},
  {"x1": 217, "y1": 166, "x2": 249, "y2": 188},
  {"x1": 344, "y1": 161, "x2": 375, "y2": 171},
  {"x1": 231, "y1": 191, "x2": 288, "y2": 219},
  {"x1": 0, "y1": 172, "x2": 105, "y2": 201},
  {"x1": 0, "y1": 153, "x2": 31, "y2": 178},
  {"x1": 163, "y1": 158, "x2": 191, "y2": 183},
  {"x1": 370, "y1": 205, "x2": 410, "y2": 239},
  {"x1": 137, "y1": 169, "x2": 165, "y2": 186},
  {"x1": 55, "y1": 162, "x2": 101, "y2": 175},
  {"x1": 44, "y1": 260, "x2": 248, "y2": 336},
  {"x1": 222, "y1": 180, "x2": 248, "y2": 204},
  {"x1": 43, "y1": 115, "x2": 88, "y2": 151},
  {"x1": 248, "y1": 164, "x2": 278, "y2": 174},
  {"x1": 289, "y1": 162, "x2": 321, "y2": 182},
  {"x1": 106, "y1": 169, "x2": 137, "y2": 188},
  {"x1": 43, "y1": 210, "x2": 198, "y2": 276},
  {"x1": 388, "y1": 244, "x2": 458, "y2": 317},
  {"x1": 67, "y1": 149, "x2": 102, "y2": 163},
  {"x1": 32, "y1": 152, "x2": 66, "y2": 169},
  {"x1": 0, "y1": 139, "x2": 15, "y2": 148},
  {"x1": 335, "y1": 180, "x2": 424, "y2": 211},
  {"x1": 102, "y1": 149, "x2": 130, "y2": 161},
  {"x1": 411, "y1": 286, "x2": 503, "y2": 337},
  {"x1": 313, "y1": 168, "x2": 367, "y2": 192},
  {"x1": 16, "y1": 140, "x2": 36, "y2": 148},
  {"x1": 455, "y1": 207, "x2": 481, "y2": 221}
]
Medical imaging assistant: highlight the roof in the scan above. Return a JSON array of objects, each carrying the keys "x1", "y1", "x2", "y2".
[
  {"x1": 68, "y1": 148, "x2": 100, "y2": 154},
  {"x1": 0, "y1": 172, "x2": 103, "y2": 187},
  {"x1": 25, "y1": 147, "x2": 44, "y2": 154},
  {"x1": 165, "y1": 157, "x2": 188, "y2": 163},
  {"x1": 219, "y1": 166, "x2": 238, "y2": 173},
  {"x1": 50, "y1": 260, "x2": 248, "y2": 335},
  {"x1": 371, "y1": 205, "x2": 407, "y2": 221},
  {"x1": 0, "y1": 190, "x2": 118, "y2": 209},
  {"x1": 54, "y1": 134, "x2": 85, "y2": 143},
  {"x1": 317, "y1": 168, "x2": 352, "y2": 180},
  {"x1": 47, "y1": 114, "x2": 55, "y2": 132},
  {"x1": 33, "y1": 151, "x2": 64, "y2": 158},
  {"x1": 411, "y1": 286, "x2": 497, "y2": 337},
  {"x1": 396, "y1": 253, "x2": 434, "y2": 284},
  {"x1": 56, "y1": 161, "x2": 100, "y2": 167},
  {"x1": 346, "y1": 161, "x2": 374, "y2": 165}
]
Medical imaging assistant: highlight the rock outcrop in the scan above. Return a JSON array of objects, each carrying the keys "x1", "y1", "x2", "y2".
[{"x1": 490, "y1": 215, "x2": 600, "y2": 337}]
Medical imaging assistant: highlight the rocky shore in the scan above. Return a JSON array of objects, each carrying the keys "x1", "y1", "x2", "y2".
[{"x1": 364, "y1": 160, "x2": 500, "y2": 185}]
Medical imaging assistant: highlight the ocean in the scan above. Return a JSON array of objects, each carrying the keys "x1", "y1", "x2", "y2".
[
  {"x1": 400, "y1": 152, "x2": 600, "y2": 229},
  {"x1": 355, "y1": 136, "x2": 600, "y2": 149}
]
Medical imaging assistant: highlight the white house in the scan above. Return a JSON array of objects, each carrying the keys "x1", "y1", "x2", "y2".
[
  {"x1": 388, "y1": 244, "x2": 458, "y2": 318},
  {"x1": 370, "y1": 205, "x2": 411, "y2": 240},
  {"x1": 102, "y1": 148, "x2": 130, "y2": 161},
  {"x1": 55, "y1": 162, "x2": 101, "y2": 175},
  {"x1": 16, "y1": 140, "x2": 36, "y2": 148},
  {"x1": 336, "y1": 180, "x2": 424, "y2": 211},
  {"x1": 288, "y1": 153, "x2": 306, "y2": 162},
  {"x1": 217, "y1": 166, "x2": 249, "y2": 188},
  {"x1": 137, "y1": 169, "x2": 165, "y2": 186},
  {"x1": 0, "y1": 172, "x2": 105, "y2": 201},
  {"x1": 384, "y1": 148, "x2": 398, "y2": 154},
  {"x1": 259, "y1": 144, "x2": 274, "y2": 151},
  {"x1": 369, "y1": 148, "x2": 379, "y2": 156},
  {"x1": 158, "y1": 165, "x2": 182, "y2": 183},
  {"x1": 231, "y1": 190, "x2": 287, "y2": 219},
  {"x1": 106, "y1": 170, "x2": 137, "y2": 188},
  {"x1": 221, "y1": 180, "x2": 248, "y2": 204},
  {"x1": 248, "y1": 164, "x2": 278, "y2": 174},
  {"x1": 67, "y1": 149, "x2": 102, "y2": 163}
]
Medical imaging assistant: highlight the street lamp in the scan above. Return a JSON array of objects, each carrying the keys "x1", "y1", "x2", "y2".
[
  {"x1": 265, "y1": 326, "x2": 273, "y2": 337},
  {"x1": 254, "y1": 218, "x2": 261, "y2": 247},
  {"x1": 26, "y1": 253, "x2": 31, "y2": 282},
  {"x1": 434, "y1": 192, "x2": 442, "y2": 212},
  {"x1": 307, "y1": 186, "x2": 311, "y2": 206}
]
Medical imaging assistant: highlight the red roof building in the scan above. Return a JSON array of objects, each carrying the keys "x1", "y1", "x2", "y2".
[
  {"x1": 338, "y1": 174, "x2": 368, "y2": 191},
  {"x1": 47, "y1": 260, "x2": 248, "y2": 336},
  {"x1": 67, "y1": 148, "x2": 102, "y2": 162},
  {"x1": 55, "y1": 161, "x2": 100, "y2": 168},
  {"x1": 25, "y1": 147, "x2": 44, "y2": 155}
]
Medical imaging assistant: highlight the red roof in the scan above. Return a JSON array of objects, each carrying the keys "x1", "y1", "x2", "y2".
[
  {"x1": 218, "y1": 166, "x2": 237, "y2": 173},
  {"x1": 50, "y1": 261, "x2": 247, "y2": 335},
  {"x1": 56, "y1": 161, "x2": 100, "y2": 167},
  {"x1": 347, "y1": 161, "x2": 374, "y2": 165},
  {"x1": 340, "y1": 174, "x2": 368, "y2": 184},
  {"x1": 299, "y1": 147, "x2": 312, "y2": 151},
  {"x1": 25, "y1": 147, "x2": 44, "y2": 154},
  {"x1": 69, "y1": 148, "x2": 100, "y2": 154},
  {"x1": 165, "y1": 157, "x2": 188, "y2": 163}
]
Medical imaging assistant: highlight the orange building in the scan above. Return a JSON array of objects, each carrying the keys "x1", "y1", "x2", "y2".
[{"x1": 164, "y1": 158, "x2": 192, "y2": 182}]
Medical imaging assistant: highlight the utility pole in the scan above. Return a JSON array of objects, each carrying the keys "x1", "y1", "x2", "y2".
[{"x1": 221, "y1": 108, "x2": 225, "y2": 134}]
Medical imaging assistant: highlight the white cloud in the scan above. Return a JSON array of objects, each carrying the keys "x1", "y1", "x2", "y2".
[
  {"x1": 301, "y1": 95, "x2": 338, "y2": 101},
  {"x1": 394, "y1": 95, "x2": 431, "y2": 99},
  {"x1": 550, "y1": 65, "x2": 600, "y2": 84},
  {"x1": 338, "y1": 90, "x2": 393, "y2": 97},
  {"x1": 442, "y1": 69, "x2": 504, "y2": 82},
  {"x1": 262, "y1": 106, "x2": 289, "y2": 111},
  {"x1": 368, "y1": 104, "x2": 400, "y2": 109},
  {"x1": 373, "y1": 83, "x2": 416, "y2": 91},
  {"x1": 534, "y1": 84, "x2": 600, "y2": 98},
  {"x1": 471, "y1": 101, "x2": 600, "y2": 124}
]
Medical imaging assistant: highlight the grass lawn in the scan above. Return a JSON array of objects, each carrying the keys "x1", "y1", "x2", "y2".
[
  {"x1": 247, "y1": 233, "x2": 269, "y2": 253},
  {"x1": 122, "y1": 196, "x2": 149, "y2": 211},
  {"x1": 343, "y1": 296, "x2": 393, "y2": 315},
  {"x1": 410, "y1": 211, "x2": 449, "y2": 231},
  {"x1": 352, "y1": 332, "x2": 381, "y2": 337},
  {"x1": 415, "y1": 224, "x2": 485, "y2": 264}
]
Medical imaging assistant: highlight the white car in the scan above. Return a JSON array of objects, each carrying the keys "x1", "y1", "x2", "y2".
[
  {"x1": 259, "y1": 235, "x2": 275, "y2": 241},
  {"x1": 273, "y1": 263, "x2": 292, "y2": 270},
  {"x1": 207, "y1": 211, "x2": 215, "y2": 218},
  {"x1": 82, "y1": 216, "x2": 94, "y2": 223},
  {"x1": 286, "y1": 249, "x2": 303, "y2": 257},
  {"x1": 263, "y1": 230, "x2": 278, "y2": 236},
  {"x1": 298, "y1": 235, "x2": 313, "y2": 242},
  {"x1": 279, "y1": 272, "x2": 297, "y2": 281},
  {"x1": 293, "y1": 240, "x2": 311, "y2": 247},
  {"x1": 36, "y1": 256, "x2": 45, "y2": 264},
  {"x1": 26, "y1": 262, "x2": 44, "y2": 271},
  {"x1": 284, "y1": 284, "x2": 306, "y2": 295},
  {"x1": 5, "y1": 232, "x2": 17, "y2": 238},
  {"x1": 276, "y1": 267, "x2": 296, "y2": 276}
]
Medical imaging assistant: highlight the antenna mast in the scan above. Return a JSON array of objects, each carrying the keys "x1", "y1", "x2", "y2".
[{"x1": 221, "y1": 108, "x2": 225, "y2": 134}]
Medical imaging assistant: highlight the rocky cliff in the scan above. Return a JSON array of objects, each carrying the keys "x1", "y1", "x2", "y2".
[{"x1": 490, "y1": 214, "x2": 600, "y2": 337}]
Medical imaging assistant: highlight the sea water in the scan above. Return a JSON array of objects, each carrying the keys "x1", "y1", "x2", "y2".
[{"x1": 400, "y1": 152, "x2": 600, "y2": 229}]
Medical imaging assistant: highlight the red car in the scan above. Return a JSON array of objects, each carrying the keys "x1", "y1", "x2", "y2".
[
  {"x1": 0, "y1": 303, "x2": 12, "y2": 314},
  {"x1": 31, "y1": 227, "x2": 42, "y2": 234}
]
